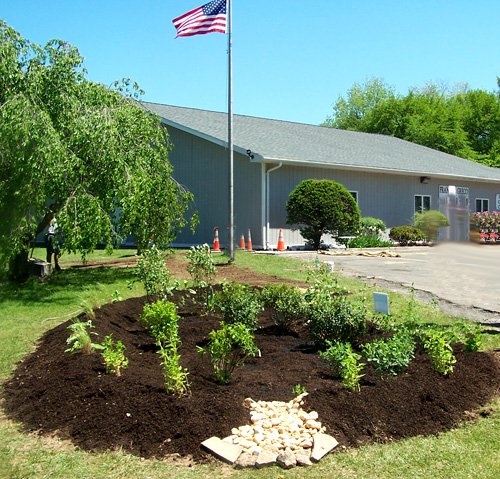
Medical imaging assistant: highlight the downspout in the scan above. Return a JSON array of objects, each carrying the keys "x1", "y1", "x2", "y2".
[{"x1": 265, "y1": 162, "x2": 283, "y2": 250}]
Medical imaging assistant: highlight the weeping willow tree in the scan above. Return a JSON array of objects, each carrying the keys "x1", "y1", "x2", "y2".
[{"x1": 0, "y1": 21, "x2": 194, "y2": 279}]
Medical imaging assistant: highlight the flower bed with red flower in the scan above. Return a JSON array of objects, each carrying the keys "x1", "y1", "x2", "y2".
[{"x1": 471, "y1": 211, "x2": 500, "y2": 243}]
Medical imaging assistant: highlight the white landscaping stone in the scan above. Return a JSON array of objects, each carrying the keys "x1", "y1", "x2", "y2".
[
  {"x1": 235, "y1": 451, "x2": 256, "y2": 468},
  {"x1": 201, "y1": 436, "x2": 242, "y2": 464},
  {"x1": 295, "y1": 449, "x2": 313, "y2": 466},
  {"x1": 255, "y1": 448, "x2": 279, "y2": 468},
  {"x1": 277, "y1": 450, "x2": 297, "y2": 469},
  {"x1": 310, "y1": 433, "x2": 339, "y2": 462}
]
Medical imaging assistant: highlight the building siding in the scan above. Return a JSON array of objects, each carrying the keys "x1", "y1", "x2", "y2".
[
  {"x1": 266, "y1": 164, "x2": 500, "y2": 247},
  {"x1": 163, "y1": 122, "x2": 500, "y2": 250},
  {"x1": 167, "y1": 126, "x2": 263, "y2": 248}
]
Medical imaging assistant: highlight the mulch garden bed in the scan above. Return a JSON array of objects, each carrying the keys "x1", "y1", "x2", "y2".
[{"x1": 2, "y1": 266, "x2": 499, "y2": 463}]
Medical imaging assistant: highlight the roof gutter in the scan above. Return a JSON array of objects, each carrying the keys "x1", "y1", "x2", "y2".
[{"x1": 253, "y1": 156, "x2": 500, "y2": 184}]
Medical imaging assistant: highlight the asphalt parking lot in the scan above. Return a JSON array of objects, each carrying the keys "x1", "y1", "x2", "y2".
[{"x1": 293, "y1": 242, "x2": 500, "y2": 325}]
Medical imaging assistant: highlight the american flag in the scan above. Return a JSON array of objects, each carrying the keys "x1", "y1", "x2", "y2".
[{"x1": 172, "y1": 0, "x2": 227, "y2": 38}]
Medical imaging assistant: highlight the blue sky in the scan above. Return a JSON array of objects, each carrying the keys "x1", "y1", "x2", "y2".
[{"x1": 2, "y1": 0, "x2": 499, "y2": 125}]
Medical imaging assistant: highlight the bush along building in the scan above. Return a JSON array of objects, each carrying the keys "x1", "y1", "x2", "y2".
[{"x1": 142, "y1": 102, "x2": 500, "y2": 249}]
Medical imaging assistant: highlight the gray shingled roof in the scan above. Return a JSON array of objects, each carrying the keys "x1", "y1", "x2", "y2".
[{"x1": 142, "y1": 102, "x2": 500, "y2": 183}]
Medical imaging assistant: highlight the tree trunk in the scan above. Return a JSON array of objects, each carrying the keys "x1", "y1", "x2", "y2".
[{"x1": 8, "y1": 249, "x2": 31, "y2": 282}]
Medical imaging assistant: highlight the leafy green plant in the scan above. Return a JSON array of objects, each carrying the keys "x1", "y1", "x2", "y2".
[
  {"x1": 141, "y1": 300, "x2": 189, "y2": 395},
  {"x1": 389, "y1": 226, "x2": 426, "y2": 246},
  {"x1": 260, "y1": 283, "x2": 305, "y2": 331},
  {"x1": 80, "y1": 298, "x2": 98, "y2": 320},
  {"x1": 101, "y1": 334, "x2": 128, "y2": 376},
  {"x1": 65, "y1": 320, "x2": 103, "y2": 354},
  {"x1": 319, "y1": 341, "x2": 365, "y2": 392},
  {"x1": 111, "y1": 290, "x2": 123, "y2": 303},
  {"x1": 292, "y1": 384, "x2": 307, "y2": 396},
  {"x1": 186, "y1": 244, "x2": 217, "y2": 287},
  {"x1": 347, "y1": 235, "x2": 393, "y2": 248},
  {"x1": 361, "y1": 331, "x2": 415, "y2": 376},
  {"x1": 307, "y1": 295, "x2": 367, "y2": 346},
  {"x1": 158, "y1": 345, "x2": 190, "y2": 396},
  {"x1": 371, "y1": 313, "x2": 397, "y2": 333},
  {"x1": 359, "y1": 216, "x2": 387, "y2": 238},
  {"x1": 400, "y1": 289, "x2": 423, "y2": 331},
  {"x1": 213, "y1": 282, "x2": 263, "y2": 330},
  {"x1": 412, "y1": 210, "x2": 449, "y2": 242},
  {"x1": 452, "y1": 321, "x2": 483, "y2": 352},
  {"x1": 420, "y1": 329, "x2": 456, "y2": 375},
  {"x1": 305, "y1": 258, "x2": 347, "y2": 301},
  {"x1": 197, "y1": 322, "x2": 258, "y2": 385},
  {"x1": 135, "y1": 246, "x2": 173, "y2": 298},
  {"x1": 140, "y1": 300, "x2": 180, "y2": 348}
]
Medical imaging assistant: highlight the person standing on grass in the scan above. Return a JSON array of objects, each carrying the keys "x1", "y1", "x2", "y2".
[{"x1": 46, "y1": 217, "x2": 61, "y2": 271}]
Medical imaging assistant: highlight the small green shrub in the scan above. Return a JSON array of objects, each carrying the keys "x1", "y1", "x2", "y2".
[
  {"x1": 361, "y1": 331, "x2": 415, "y2": 376},
  {"x1": 347, "y1": 235, "x2": 392, "y2": 248},
  {"x1": 412, "y1": 210, "x2": 449, "y2": 242},
  {"x1": 260, "y1": 284, "x2": 305, "y2": 331},
  {"x1": 400, "y1": 290, "x2": 422, "y2": 331},
  {"x1": 101, "y1": 335, "x2": 128, "y2": 376},
  {"x1": 213, "y1": 282, "x2": 263, "y2": 330},
  {"x1": 292, "y1": 384, "x2": 307, "y2": 396},
  {"x1": 319, "y1": 341, "x2": 365, "y2": 392},
  {"x1": 65, "y1": 320, "x2": 103, "y2": 354},
  {"x1": 305, "y1": 259, "x2": 347, "y2": 302},
  {"x1": 141, "y1": 300, "x2": 189, "y2": 395},
  {"x1": 307, "y1": 296, "x2": 367, "y2": 346},
  {"x1": 158, "y1": 345, "x2": 190, "y2": 396},
  {"x1": 360, "y1": 217, "x2": 387, "y2": 237},
  {"x1": 420, "y1": 329, "x2": 456, "y2": 375},
  {"x1": 286, "y1": 178, "x2": 361, "y2": 249},
  {"x1": 140, "y1": 300, "x2": 180, "y2": 348},
  {"x1": 389, "y1": 226, "x2": 425, "y2": 246},
  {"x1": 111, "y1": 290, "x2": 123, "y2": 303},
  {"x1": 135, "y1": 246, "x2": 173, "y2": 298},
  {"x1": 186, "y1": 243, "x2": 217, "y2": 287},
  {"x1": 371, "y1": 313, "x2": 397, "y2": 333},
  {"x1": 197, "y1": 322, "x2": 258, "y2": 384},
  {"x1": 452, "y1": 321, "x2": 482, "y2": 352}
]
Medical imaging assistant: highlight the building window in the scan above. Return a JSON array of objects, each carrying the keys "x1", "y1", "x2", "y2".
[
  {"x1": 475, "y1": 198, "x2": 489, "y2": 213},
  {"x1": 349, "y1": 191, "x2": 358, "y2": 203},
  {"x1": 415, "y1": 195, "x2": 431, "y2": 213}
]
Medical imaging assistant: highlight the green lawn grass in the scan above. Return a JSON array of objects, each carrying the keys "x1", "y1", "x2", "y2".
[{"x1": 1, "y1": 250, "x2": 499, "y2": 479}]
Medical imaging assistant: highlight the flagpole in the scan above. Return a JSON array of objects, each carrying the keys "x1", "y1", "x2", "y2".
[{"x1": 227, "y1": 0, "x2": 234, "y2": 261}]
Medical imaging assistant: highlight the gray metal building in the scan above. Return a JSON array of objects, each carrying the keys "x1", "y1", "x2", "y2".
[{"x1": 142, "y1": 102, "x2": 500, "y2": 248}]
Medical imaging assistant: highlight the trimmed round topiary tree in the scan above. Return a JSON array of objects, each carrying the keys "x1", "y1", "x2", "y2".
[{"x1": 286, "y1": 179, "x2": 360, "y2": 249}]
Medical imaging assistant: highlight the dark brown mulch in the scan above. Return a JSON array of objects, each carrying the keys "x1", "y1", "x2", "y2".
[{"x1": 2, "y1": 288, "x2": 499, "y2": 464}]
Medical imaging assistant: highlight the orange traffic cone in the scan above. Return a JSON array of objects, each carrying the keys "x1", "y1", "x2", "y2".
[
  {"x1": 212, "y1": 227, "x2": 221, "y2": 252},
  {"x1": 239, "y1": 234, "x2": 245, "y2": 249},
  {"x1": 277, "y1": 228, "x2": 286, "y2": 251},
  {"x1": 246, "y1": 228, "x2": 253, "y2": 252}
]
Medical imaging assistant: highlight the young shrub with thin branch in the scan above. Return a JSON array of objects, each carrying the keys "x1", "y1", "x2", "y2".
[
  {"x1": 197, "y1": 322, "x2": 258, "y2": 385},
  {"x1": 361, "y1": 331, "x2": 415, "y2": 376},
  {"x1": 260, "y1": 283, "x2": 305, "y2": 331},
  {"x1": 319, "y1": 340, "x2": 365, "y2": 392},
  {"x1": 101, "y1": 335, "x2": 128, "y2": 376},
  {"x1": 213, "y1": 282, "x2": 263, "y2": 331},
  {"x1": 65, "y1": 320, "x2": 103, "y2": 354}
]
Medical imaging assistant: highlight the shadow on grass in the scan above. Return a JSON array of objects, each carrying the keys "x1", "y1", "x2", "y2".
[{"x1": 0, "y1": 267, "x2": 138, "y2": 307}]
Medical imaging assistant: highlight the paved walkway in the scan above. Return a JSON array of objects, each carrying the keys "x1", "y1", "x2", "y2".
[{"x1": 291, "y1": 242, "x2": 500, "y2": 326}]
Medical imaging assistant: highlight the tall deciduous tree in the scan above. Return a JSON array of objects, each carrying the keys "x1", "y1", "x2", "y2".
[
  {"x1": 323, "y1": 78, "x2": 395, "y2": 130},
  {"x1": 286, "y1": 179, "x2": 360, "y2": 249},
  {"x1": 0, "y1": 22, "x2": 194, "y2": 279},
  {"x1": 325, "y1": 79, "x2": 500, "y2": 167}
]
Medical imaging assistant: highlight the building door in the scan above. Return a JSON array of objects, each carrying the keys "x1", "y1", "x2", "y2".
[{"x1": 438, "y1": 185, "x2": 469, "y2": 241}]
